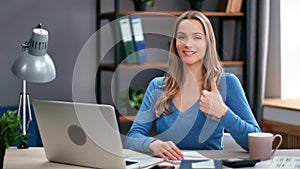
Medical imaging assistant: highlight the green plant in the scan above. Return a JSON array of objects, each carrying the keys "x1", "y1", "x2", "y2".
[
  {"x1": 0, "y1": 110, "x2": 27, "y2": 149},
  {"x1": 129, "y1": 88, "x2": 145, "y2": 109},
  {"x1": 131, "y1": 0, "x2": 155, "y2": 7}
]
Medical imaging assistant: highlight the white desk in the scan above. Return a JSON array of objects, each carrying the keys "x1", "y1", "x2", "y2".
[{"x1": 3, "y1": 147, "x2": 300, "y2": 169}]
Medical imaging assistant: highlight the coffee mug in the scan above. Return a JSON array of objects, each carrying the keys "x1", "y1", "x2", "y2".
[{"x1": 248, "y1": 132, "x2": 283, "y2": 161}]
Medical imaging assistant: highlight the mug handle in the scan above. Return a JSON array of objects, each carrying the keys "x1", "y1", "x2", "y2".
[{"x1": 271, "y1": 134, "x2": 283, "y2": 157}]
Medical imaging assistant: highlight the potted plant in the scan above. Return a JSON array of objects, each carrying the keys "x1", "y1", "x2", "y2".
[
  {"x1": 186, "y1": 0, "x2": 205, "y2": 11},
  {"x1": 0, "y1": 110, "x2": 27, "y2": 169},
  {"x1": 131, "y1": 0, "x2": 155, "y2": 11},
  {"x1": 120, "y1": 87, "x2": 145, "y2": 116},
  {"x1": 128, "y1": 88, "x2": 145, "y2": 110}
]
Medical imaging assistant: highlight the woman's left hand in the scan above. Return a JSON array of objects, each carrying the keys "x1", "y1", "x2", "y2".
[{"x1": 200, "y1": 77, "x2": 228, "y2": 119}]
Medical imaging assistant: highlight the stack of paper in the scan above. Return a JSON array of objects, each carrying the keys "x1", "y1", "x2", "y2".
[
  {"x1": 268, "y1": 156, "x2": 300, "y2": 169},
  {"x1": 168, "y1": 151, "x2": 208, "y2": 165}
]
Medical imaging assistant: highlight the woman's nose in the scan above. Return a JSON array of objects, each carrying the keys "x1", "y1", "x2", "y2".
[{"x1": 184, "y1": 38, "x2": 193, "y2": 47}]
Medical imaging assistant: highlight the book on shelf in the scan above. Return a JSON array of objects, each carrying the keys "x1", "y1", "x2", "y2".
[
  {"x1": 130, "y1": 14, "x2": 147, "y2": 64},
  {"x1": 119, "y1": 15, "x2": 138, "y2": 64},
  {"x1": 231, "y1": 0, "x2": 243, "y2": 12},
  {"x1": 217, "y1": 0, "x2": 243, "y2": 13}
]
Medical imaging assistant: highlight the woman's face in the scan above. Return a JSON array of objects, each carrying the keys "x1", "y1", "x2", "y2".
[{"x1": 175, "y1": 19, "x2": 207, "y2": 66}]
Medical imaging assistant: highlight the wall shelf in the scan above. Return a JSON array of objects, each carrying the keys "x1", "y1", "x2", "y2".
[
  {"x1": 98, "y1": 11, "x2": 244, "y2": 19},
  {"x1": 99, "y1": 61, "x2": 244, "y2": 71}
]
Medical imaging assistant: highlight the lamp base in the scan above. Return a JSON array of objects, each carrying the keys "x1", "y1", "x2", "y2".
[{"x1": 17, "y1": 137, "x2": 29, "y2": 149}]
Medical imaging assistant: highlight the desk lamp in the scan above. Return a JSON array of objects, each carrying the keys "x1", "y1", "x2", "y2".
[{"x1": 11, "y1": 24, "x2": 56, "y2": 149}]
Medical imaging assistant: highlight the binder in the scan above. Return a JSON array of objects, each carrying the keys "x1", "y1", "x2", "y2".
[
  {"x1": 130, "y1": 14, "x2": 147, "y2": 64},
  {"x1": 119, "y1": 15, "x2": 138, "y2": 64}
]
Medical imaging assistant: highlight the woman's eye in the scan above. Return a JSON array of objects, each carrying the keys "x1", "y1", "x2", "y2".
[
  {"x1": 194, "y1": 36, "x2": 203, "y2": 40},
  {"x1": 177, "y1": 36, "x2": 185, "y2": 40}
]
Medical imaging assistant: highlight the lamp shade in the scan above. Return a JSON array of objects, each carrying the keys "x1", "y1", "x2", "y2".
[{"x1": 11, "y1": 26, "x2": 56, "y2": 83}]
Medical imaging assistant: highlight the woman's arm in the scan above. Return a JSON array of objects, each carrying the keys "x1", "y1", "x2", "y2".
[
  {"x1": 126, "y1": 77, "x2": 162, "y2": 153},
  {"x1": 220, "y1": 73, "x2": 261, "y2": 150}
]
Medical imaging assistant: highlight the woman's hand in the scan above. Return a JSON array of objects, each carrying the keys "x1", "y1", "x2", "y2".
[
  {"x1": 200, "y1": 77, "x2": 228, "y2": 119},
  {"x1": 149, "y1": 140, "x2": 183, "y2": 161}
]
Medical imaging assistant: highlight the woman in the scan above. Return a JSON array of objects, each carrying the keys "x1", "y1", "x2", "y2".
[{"x1": 126, "y1": 10, "x2": 261, "y2": 161}]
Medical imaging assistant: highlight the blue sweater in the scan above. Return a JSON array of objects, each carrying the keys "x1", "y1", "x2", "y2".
[{"x1": 126, "y1": 73, "x2": 261, "y2": 153}]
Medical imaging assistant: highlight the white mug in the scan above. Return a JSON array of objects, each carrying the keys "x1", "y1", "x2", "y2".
[{"x1": 248, "y1": 132, "x2": 282, "y2": 161}]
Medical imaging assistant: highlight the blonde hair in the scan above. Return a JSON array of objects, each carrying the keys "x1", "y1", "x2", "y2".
[{"x1": 155, "y1": 10, "x2": 224, "y2": 117}]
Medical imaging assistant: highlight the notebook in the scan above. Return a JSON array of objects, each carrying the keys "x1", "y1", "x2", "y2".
[{"x1": 32, "y1": 100, "x2": 163, "y2": 169}]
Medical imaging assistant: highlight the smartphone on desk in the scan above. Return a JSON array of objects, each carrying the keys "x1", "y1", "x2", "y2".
[{"x1": 222, "y1": 158, "x2": 260, "y2": 168}]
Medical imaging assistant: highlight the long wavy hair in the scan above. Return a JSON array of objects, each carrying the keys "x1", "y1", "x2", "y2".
[{"x1": 155, "y1": 10, "x2": 224, "y2": 117}]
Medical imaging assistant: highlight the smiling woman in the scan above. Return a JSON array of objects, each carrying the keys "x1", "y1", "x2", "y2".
[{"x1": 126, "y1": 10, "x2": 260, "y2": 161}]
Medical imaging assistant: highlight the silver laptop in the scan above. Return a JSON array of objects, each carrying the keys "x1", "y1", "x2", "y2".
[{"x1": 32, "y1": 100, "x2": 163, "y2": 169}]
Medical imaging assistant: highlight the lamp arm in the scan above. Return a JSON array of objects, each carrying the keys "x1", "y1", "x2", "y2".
[
  {"x1": 22, "y1": 80, "x2": 27, "y2": 135},
  {"x1": 26, "y1": 93, "x2": 32, "y2": 131}
]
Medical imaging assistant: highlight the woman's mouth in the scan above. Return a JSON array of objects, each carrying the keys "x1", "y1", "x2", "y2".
[{"x1": 184, "y1": 50, "x2": 196, "y2": 56}]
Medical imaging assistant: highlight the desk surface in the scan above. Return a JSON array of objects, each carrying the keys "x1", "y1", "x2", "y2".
[{"x1": 3, "y1": 147, "x2": 300, "y2": 169}]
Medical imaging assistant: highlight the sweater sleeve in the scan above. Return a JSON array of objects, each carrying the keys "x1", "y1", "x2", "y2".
[
  {"x1": 126, "y1": 77, "x2": 163, "y2": 153},
  {"x1": 220, "y1": 73, "x2": 261, "y2": 151}
]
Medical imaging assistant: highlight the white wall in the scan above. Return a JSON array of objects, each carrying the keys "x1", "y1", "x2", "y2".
[
  {"x1": 280, "y1": 0, "x2": 300, "y2": 98},
  {"x1": 266, "y1": 0, "x2": 300, "y2": 99}
]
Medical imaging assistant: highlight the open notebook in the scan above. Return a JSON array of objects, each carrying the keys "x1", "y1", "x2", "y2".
[{"x1": 32, "y1": 100, "x2": 163, "y2": 169}]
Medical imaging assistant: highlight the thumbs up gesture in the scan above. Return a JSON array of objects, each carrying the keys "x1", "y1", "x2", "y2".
[{"x1": 200, "y1": 77, "x2": 228, "y2": 119}]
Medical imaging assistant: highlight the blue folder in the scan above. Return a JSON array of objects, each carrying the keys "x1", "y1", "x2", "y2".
[
  {"x1": 119, "y1": 15, "x2": 138, "y2": 64},
  {"x1": 130, "y1": 14, "x2": 147, "y2": 64}
]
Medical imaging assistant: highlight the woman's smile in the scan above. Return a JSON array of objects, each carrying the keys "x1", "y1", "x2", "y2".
[{"x1": 183, "y1": 49, "x2": 197, "y2": 56}]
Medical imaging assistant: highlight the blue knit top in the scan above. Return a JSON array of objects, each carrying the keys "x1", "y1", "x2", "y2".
[{"x1": 126, "y1": 73, "x2": 261, "y2": 153}]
